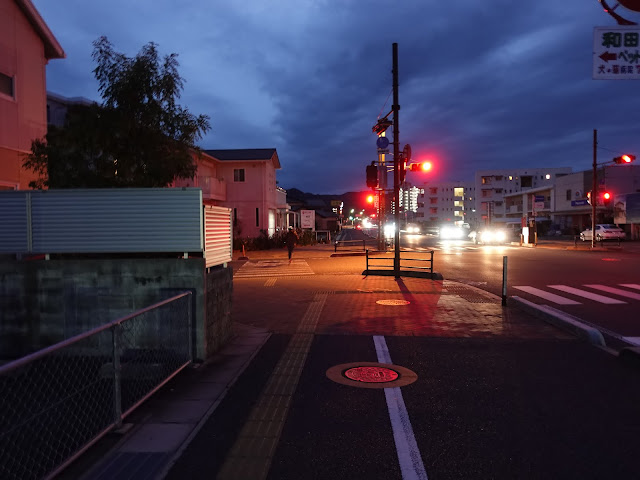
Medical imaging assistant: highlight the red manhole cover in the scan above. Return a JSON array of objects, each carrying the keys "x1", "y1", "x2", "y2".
[
  {"x1": 376, "y1": 299, "x2": 410, "y2": 306},
  {"x1": 343, "y1": 366, "x2": 399, "y2": 383}
]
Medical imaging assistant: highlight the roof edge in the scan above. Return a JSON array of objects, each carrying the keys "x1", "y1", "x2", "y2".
[{"x1": 15, "y1": 0, "x2": 65, "y2": 60}]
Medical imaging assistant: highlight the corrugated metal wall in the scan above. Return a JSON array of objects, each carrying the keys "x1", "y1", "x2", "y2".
[
  {"x1": 0, "y1": 189, "x2": 204, "y2": 254},
  {"x1": 204, "y1": 205, "x2": 232, "y2": 267},
  {"x1": 0, "y1": 192, "x2": 30, "y2": 252}
]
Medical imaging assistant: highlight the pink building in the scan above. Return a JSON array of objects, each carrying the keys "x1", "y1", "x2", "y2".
[
  {"x1": 0, "y1": 0, "x2": 65, "y2": 190},
  {"x1": 174, "y1": 148, "x2": 290, "y2": 238}
]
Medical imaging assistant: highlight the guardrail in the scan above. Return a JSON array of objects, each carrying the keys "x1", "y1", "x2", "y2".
[
  {"x1": 364, "y1": 249, "x2": 434, "y2": 275},
  {"x1": 334, "y1": 239, "x2": 367, "y2": 253},
  {"x1": 0, "y1": 292, "x2": 193, "y2": 480}
]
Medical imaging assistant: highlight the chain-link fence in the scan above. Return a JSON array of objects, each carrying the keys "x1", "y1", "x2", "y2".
[{"x1": 0, "y1": 291, "x2": 193, "y2": 480}]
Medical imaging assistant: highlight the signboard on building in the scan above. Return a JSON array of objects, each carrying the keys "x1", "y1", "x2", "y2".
[
  {"x1": 571, "y1": 199, "x2": 589, "y2": 207},
  {"x1": 593, "y1": 26, "x2": 640, "y2": 79},
  {"x1": 300, "y1": 209, "x2": 315, "y2": 230}
]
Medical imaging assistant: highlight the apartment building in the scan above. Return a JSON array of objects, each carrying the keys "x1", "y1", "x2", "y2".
[
  {"x1": 475, "y1": 167, "x2": 572, "y2": 224},
  {"x1": 415, "y1": 181, "x2": 476, "y2": 227},
  {"x1": 0, "y1": 0, "x2": 65, "y2": 190}
]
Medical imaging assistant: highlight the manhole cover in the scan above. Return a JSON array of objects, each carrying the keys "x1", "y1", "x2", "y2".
[
  {"x1": 344, "y1": 366, "x2": 399, "y2": 383},
  {"x1": 376, "y1": 299, "x2": 410, "y2": 306},
  {"x1": 326, "y1": 362, "x2": 418, "y2": 389}
]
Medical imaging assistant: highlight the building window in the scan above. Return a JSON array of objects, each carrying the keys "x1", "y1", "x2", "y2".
[
  {"x1": 566, "y1": 189, "x2": 571, "y2": 201},
  {"x1": 234, "y1": 169, "x2": 245, "y2": 182},
  {"x1": 233, "y1": 208, "x2": 238, "y2": 226},
  {"x1": 430, "y1": 198, "x2": 437, "y2": 204},
  {"x1": 0, "y1": 72, "x2": 14, "y2": 98},
  {"x1": 255, "y1": 207, "x2": 259, "y2": 227},
  {"x1": 430, "y1": 207, "x2": 438, "y2": 214},
  {"x1": 429, "y1": 187, "x2": 437, "y2": 195}
]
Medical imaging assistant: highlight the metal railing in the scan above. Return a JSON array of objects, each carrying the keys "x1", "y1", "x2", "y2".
[
  {"x1": 364, "y1": 248, "x2": 434, "y2": 275},
  {"x1": 0, "y1": 292, "x2": 193, "y2": 480},
  {"x1": 334, "y1": 239, "x2": 367, "y2": 252}
]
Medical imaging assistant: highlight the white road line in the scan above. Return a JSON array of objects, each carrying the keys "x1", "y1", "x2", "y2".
[
  {"x1": 620, "y1": 284, "x2": 640, "y2": 291},
  {"x1": 512, "y1": 286, "x2": 581, "y2": 305},
  {"x1": 549, "y1": 285, "x2": 626, "y2": 304},
  {"x1": 624, "y1": 337, "x2": 640, "y2": 345},
  {"x1": 584, "y1": 284, "x2": 640, "y2": 300},
  {"x1": 373, "y1": 336, "x2": 428, "y2": 480}
]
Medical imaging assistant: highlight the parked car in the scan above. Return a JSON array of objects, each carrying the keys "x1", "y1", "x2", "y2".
[{"x1": 579, "y1": 224, "x2": 625, "y2": 242}]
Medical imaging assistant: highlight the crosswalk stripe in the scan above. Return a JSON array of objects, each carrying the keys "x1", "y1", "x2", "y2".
[
  {"x1": 584, "y1": 284, "x2": 640, "y2": 300},
  {"x1": 234, "y1": 259, "x2": 314, "y2": 278},
  {"x1": 620, "y1": 284, "x2": 640, "y2": 291},
  {"x1": 513, "y1": 286, "x2": 581, "y2": 305},
  {"x1": 624, "y1": 337, "x2": 640, "y2": 346},
  {"x1": 549, "y1": 285, "x2": 626, "y2": 304}
]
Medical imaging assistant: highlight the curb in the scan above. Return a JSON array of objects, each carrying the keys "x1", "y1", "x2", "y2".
[
  {"x1": 510, "y1": 296, "x2": 606, "y2": 347},
  {"x1": 619, "y1": 347, "x2": 640, "y2": 366}
]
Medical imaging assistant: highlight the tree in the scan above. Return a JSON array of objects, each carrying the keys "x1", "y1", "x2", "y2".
[{"x1": 24, "y1": 36, "x2": 211, "y2": 188}]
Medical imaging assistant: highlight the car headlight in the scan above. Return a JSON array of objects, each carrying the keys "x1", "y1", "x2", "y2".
[{"x1": 495, "y1": 230, "x2": 507, "y2": 242}]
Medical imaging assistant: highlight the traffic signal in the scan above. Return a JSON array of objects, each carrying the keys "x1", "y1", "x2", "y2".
[
  {"x1": 603, "y1": 191, "x2": 612, "y2": 206},
  {"x1": 366, "y1": 161, "x2": 378, "y2": 189},
  {"x1": 613, "y1": 154, "x2": 636, "y2": 164},
  {"x1": 587, "y1": 191, "x2": 592, "y2": 205},
  {"x1": 409, "y1": 161, "x2": 432, "y2": 172},
  {"x1": 399, "y1": 155, "x2": 406, "y2": 183},
  {"x1": 372, "y1": 118, "x2": 393, "y2": 135},
  {"x1": 366, "y1": 194, "x2": 374, "y2": 204}
]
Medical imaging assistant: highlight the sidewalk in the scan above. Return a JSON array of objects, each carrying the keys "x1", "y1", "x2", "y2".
[{"x1": 69, "y1": 245, "x2": 631, "y2": 479}]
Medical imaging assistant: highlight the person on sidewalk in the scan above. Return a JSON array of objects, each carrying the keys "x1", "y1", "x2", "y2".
[{"x1": 285, "y1": 227, "x2": 299, "y2": 263}]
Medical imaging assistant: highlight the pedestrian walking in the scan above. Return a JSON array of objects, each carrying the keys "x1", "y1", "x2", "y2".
[{"x1": 285, "y1": 227, "x2": 299, "y2": 263}]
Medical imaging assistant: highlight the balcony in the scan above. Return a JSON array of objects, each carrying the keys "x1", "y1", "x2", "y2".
[{"x1": 174, "y1": 175, "x2": 226, "y2": 201}]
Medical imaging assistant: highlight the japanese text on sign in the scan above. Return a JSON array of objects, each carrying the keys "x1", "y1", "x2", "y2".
[{"x1": 593, "y1": 27, "x2": 640, "y2": 79}]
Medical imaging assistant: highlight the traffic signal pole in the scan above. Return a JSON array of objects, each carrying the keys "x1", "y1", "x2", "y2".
[
  {"x1": 592, "y1": 129, "x2": 597, "y2": 249},
  {"x1": 392, "y1": 43, "x2": 400, "y2": 278}
]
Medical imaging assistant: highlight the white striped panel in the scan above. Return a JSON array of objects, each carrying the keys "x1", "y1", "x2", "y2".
[
  {"x1": 584, "y1": 285, "x2": 640, "y2": 301},
  {"x1": 549, "y1": 285, "x2": 626, "y2": 304},
  {"x1": 513, "y1": 286, "x2": 581, "y2": 305},
  {"x1": 620, "y1": 284, "x2": 640, "y2": 291},
  {"x1": 623, "y1": 337, "x2": 640, "y2": 345}
]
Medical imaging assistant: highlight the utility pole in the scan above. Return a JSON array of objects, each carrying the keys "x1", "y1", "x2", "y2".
[
  {"x1": 392, "y1": 43, "x2": 400, "y2": 278},
  {"x1": 592, "y1": 129, "x2": 597, "y2": 249}
]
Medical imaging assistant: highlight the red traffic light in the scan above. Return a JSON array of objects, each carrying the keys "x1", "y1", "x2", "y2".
[
  {"x1": 366, "y1": 194, "x2": 374, "y2": 203},
  {"x1": 603, "y1": 192, "x2": 611, "y2": 200},
  {"x1": 409, "y1": 161, "x2": 433, "y2": 172},
  {"x1": 614, "y1": 154, "x2": 636, "y2": 164}
]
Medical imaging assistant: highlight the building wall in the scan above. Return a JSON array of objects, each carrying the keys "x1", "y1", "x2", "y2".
[
  {"x1": 0, "y1": 0, "x2": 48, "y2": 189},
  {"x1": 474, "y1": 167, "x2": 572, "y2": 222},
  {"x1": 416, "y1": 181, "x2": 476, "y2": 226}
]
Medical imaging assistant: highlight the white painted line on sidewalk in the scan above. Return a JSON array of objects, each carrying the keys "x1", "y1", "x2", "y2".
[
  {"x1": 620, "y1": 284, "x2": 640, "y2": 291},
  {"x1": 373, "y1": 335, "x2": 428, "y2": 480},
  {"x1": 584, "y1": 284, "x2": 640, "y2": 301},
  {"x1": 512, "y1": 286, "x2": 581, "y2": 305},
  {"x1": 549, "y1": 285, "x2": 626, "y2": 304}
]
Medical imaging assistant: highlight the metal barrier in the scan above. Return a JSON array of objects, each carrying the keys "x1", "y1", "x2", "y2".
[
  {"x1": 0, "y1": 292, "x2": 193, "y2": 480},
  {"x1": 365, "y1": 249, "x2": 434, "y2": 275},
  {"x1": 334, "y1": 239, "x2": 367, "y2": 252}
]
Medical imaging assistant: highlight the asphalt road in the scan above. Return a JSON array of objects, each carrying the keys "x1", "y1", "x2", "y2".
[
  {"x1": 163, "y1": 249, "x2": 640, "y2": 480},
  {"x1": 402, "y1": 234, "x2": 640, "y2": 342}
]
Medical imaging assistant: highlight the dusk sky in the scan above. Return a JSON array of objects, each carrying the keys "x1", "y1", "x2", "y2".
[{"x1": 35, "y1": 0, "x2": 640, "y2": 194}]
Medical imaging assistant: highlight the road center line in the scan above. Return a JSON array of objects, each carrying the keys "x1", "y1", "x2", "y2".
[{"x1": 373, "y1": 335, "x2": 428, "y2": 480}]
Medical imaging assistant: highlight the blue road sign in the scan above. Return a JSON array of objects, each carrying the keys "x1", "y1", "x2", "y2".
[{"x1": 376, "y1": 137, "x2": 390, "y2": 149}]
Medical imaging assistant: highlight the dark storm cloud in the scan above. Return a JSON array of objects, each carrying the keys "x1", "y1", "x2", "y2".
[{"x1": 34, "y1": 0, "x2": 640, "y2": 194}]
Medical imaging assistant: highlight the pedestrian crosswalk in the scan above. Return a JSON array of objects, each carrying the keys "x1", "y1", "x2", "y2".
[
  {"x1": 412, "y1": 245, "x2": 517, "y2": 253},
  {"x1": 513, "y1": 283, "x2": 640, "y2": 306},
  {"x1": 234, "y1": 259, "x2": 314, "y2": 278}
]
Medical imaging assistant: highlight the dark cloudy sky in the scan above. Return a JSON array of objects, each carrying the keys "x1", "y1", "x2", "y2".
[{"x1": 35, "y1": 0, "x2": 640, "y2": 194}]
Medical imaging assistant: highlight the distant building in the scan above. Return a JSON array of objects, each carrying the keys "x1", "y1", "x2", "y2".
[
  {"x1": 0, "y1": 0, "x2": 65, "y2": 190},
  {"x1": 46, "y1": 92, "x2": 94, "y2": 127},
  {"x1": 415, "y1": 181, "x2": 476, "y2": 227},
  {"x1": 475, "y1": 167, "x2": 572, "y2": 224}
]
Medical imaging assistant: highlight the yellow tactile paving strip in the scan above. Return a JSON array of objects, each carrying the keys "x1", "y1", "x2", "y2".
[{"x1": 217, "y1": 293, "x2": 327, "y2": 480}]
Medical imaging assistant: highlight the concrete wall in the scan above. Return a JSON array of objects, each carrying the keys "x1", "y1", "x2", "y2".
[{"x1": 0, "y1": 258, "x2": 232, "y2": 361}]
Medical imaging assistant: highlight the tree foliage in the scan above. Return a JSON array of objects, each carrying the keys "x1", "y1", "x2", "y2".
[{"x1": 24, "y1": 36, "x2": 210, "y2": 188}]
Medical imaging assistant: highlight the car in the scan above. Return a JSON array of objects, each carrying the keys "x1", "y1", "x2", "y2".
[
  {"x1": 439, "y1": 225, "x2": 466, "y2": 240},
  {"x1": 579, "y1": 224, "x2": 625, "y2": 242},
  {"x1": 469, "y1": 227, "x2": 510, "y2": 245}
]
